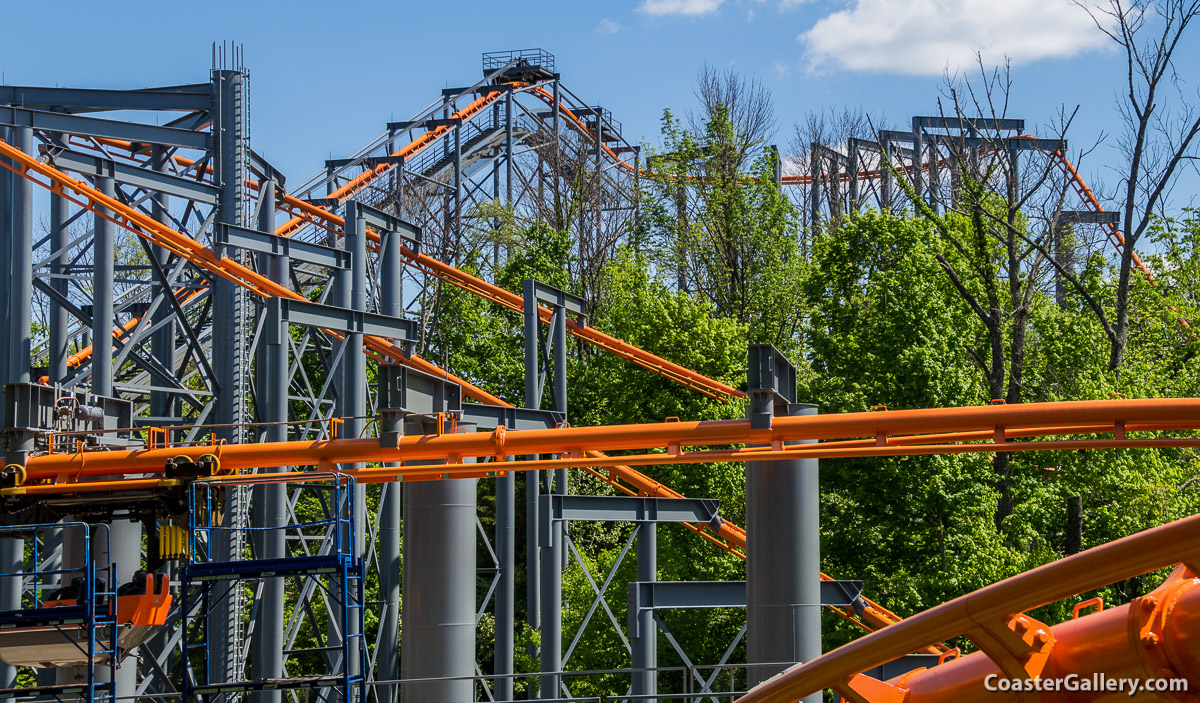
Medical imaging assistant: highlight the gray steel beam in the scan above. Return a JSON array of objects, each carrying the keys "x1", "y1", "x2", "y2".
[
  {"x1": 913, "y1": 116, "x2": 1025, "y2": 132},
  {"x1": 747, "y1": 403, "x2": 820, "y2": 698},
  {"x1": 628, "y1": 580, "x2": 863, "y2": 615},
  {"x1": 0, "y1": 84, "x2": 212, "y2": 113},
  {"x1": 546, "y1": 495, "x2": 721, "y2": 524},
  {"x1": 218, "y1": 222, "x2": 349, "y2": 269},
  {"x1": 353, "y1": 200, "x2": 422, "y2": 249},
  {"x1": 47, "y1": 147, "x2": 219, "y2": 204},
  {"x1": 277, "y1": 298, "x2": 414, "y2": 340},
  {"x1": 0, "y1": 106, "x2": 209, "y2": 149},
  {"x1": 251, "y1": 180, "x2": 286, "y2": 703},
  {"x1": 461, "y1": 404, "x2": 561, "y2": 432}
]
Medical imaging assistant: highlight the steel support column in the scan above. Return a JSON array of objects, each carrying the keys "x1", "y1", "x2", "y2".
[
  {"x1": 539, "y1": 303, "x2": 569, "y2": 700},
  {"x1": 211, "y1": 67, "x2": 248, "y2": 692},
  {"x1": 0, "y1": 124, "x2": 31, "y2": 691},
  {"x1": 91, "y1": 175, "x2": 115, "y2": 397},
  {"x1": 494, "y1": 87, "x2": 517, "y2": 703},
  {"x1": 342, "y1": 201, "x2": 367, "y2": 679},
  {"x1": 747, "y1": 403, "x2": 820, "y2": 698},
  {"x1": 377, "y1": 228, "x2": 404, "y2": 703},
  {"x1": 524, "y1": 278, "x2": 541, "y2": 637},
  {"x1": 631, "y1": 521, "x2": 657, "y2": 698},
  {"x1": 149, "y1": 145, "x2": 174, "y2": 419},
  {"x1": 251, "y1": 179, "x2": 285, "y2": 703},
  {"x1": 48, "y1": 187, "x2": 70, "y2": 384}
]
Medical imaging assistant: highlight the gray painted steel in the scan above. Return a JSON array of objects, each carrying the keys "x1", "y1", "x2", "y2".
[
  {"x1": 0, "y1": 106, "x2": 209, "y2": 149},
  {"x1": 401, "y1": 470, "x2": 478, "y2": 702},
  {"x1": 0, "y1": 84, "x2": 212, "y2": 113},
  {"x1": 149, "y1": 146, "x2": 175, "y2": 420},
  {"x1": 277, "y1": 297, "x2": 414, "y2": 339},
  {"x1": 48, "y1": 190, "x2": 70, "y2": 384},
  {"x1": 251, "y1": 181, "x2": 285, "y2": 703},
  {"x1": 548, "y1": 495, "x2": 720, "y2": 524},
  {"x1": 631, "y1": 522, "x2": 657, "y2": 698},
  {"x1": 342, "y1": 202, "x2": 368, "y2": 678},
  {"x1": 49, "y1": 147, "x2": 219, "y2": 203},
  {"x1": 523, "y1": 278, "x2": 541, "y2": 635},
  {"x1": 747, "y1": 403, "x2": 820, "y2": 699},
  {"x1": 377, "y1": 228, "x2": 406, "y2": 703},
  {"x1": 211, "y1": 68, "x2": 248, "y2": 692},
  {"x1": 91, "y1": 176, "x2": 115, "y2": 398},
  {"x1": 220, "y1": 222, "x2": 349, "y2": 269}
]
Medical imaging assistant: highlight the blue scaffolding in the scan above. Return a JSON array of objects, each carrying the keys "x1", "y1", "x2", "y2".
[
  {"x1": 0, "y1": 522, "x2": 117, "y2": 702},
  {"x1": 182, "y1": 473, "x2": 366, "y2": 702}
]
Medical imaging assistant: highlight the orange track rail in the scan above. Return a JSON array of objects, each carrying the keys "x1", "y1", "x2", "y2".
[
  {"x1": 736, "y1": 516, "x2": 1200, "y2": 703},
  {"x1": 0, "y1": 137, "x2": 507, "y2": 407}
]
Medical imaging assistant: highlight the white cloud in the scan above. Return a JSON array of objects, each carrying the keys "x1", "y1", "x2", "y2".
[
  {"x1": 773, "y1": 61, "x2": 790, "y2": 78},
  {"x1": 800, "y1": 0, "x2": 1107, "y2": 76},
  {"x1": 778, "y1": 0, "x2": 811, "y2": 9},
  {"x1": 596, "y1": 17, "x2": 623, "y2": 34},
  {"x1": 637, "y1": 0, "x2": 725, "y2": 17}
]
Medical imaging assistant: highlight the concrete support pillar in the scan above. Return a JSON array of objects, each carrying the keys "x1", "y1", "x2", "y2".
[
  {"x1": 631, "y1": 522, "x2": 657, "y2": 697},
  {"x1": 747, "y1": 403, "x2": 820, "y2": 700},
  {"x1": 401, "y1": 472, "x2": 477, "y2": 702}
]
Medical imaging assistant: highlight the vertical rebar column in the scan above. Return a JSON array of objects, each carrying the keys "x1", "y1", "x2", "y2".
[
  {"x1": 377, "y1": 229, "x2": 404, "y2": 703},
  {"x1": 251, "y1": 179, "x2": 286, "y2": 703},
  {"x1": 524, "y1": 278, "x2": 541, "y2": 638},
  {"x1": 343, "y1": 201, "x2": 367, "y2": 680},
  {"x1": 211, "y1": 67, "x2": 248, "y2": 691},
  {"x1": 150, "y1": 146, "x2": 174, "y2": 419},
  {"x1": 401, "y1": 429, "x2": 477, "y2": 702},
  {"x1": 631, "y1": 522, "x2": 657, "y2": 697},
  {"x1": 746, "y1": 403, "x2": 820, "y2": 700}
]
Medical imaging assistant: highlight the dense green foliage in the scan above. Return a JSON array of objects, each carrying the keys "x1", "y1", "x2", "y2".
[{"x1": 390, "y1": 95, "x2": 1200, "y2": 696}]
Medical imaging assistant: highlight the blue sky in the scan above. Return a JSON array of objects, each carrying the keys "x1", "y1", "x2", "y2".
[{"x1": 2, "y1": 0, "x2": 1198, "y2": 211}]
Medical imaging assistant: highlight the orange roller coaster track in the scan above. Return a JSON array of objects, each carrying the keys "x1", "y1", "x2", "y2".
[{"x1": 736, "y1": 514, "x2": 1200, "y2": 703}]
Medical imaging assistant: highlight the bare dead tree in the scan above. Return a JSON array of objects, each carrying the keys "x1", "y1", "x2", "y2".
[
  {"x1": 891, "y1": 58, "x2": 1105, "y2": 530},
  {"x1": 1078, "y1": 0, "x2": 1200, "y2": 369},
  {"x1": 691, "y1": 64, "x2": 777, "y2": 168},
  {"x1": 789, "y1": 107, "x2": 884, "y2": 239}
]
